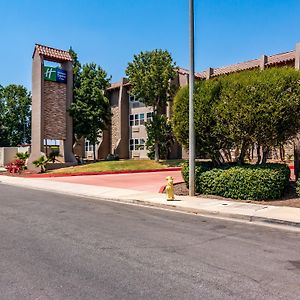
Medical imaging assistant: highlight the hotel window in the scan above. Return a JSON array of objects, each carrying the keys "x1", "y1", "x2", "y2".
[
  {"x1": 129, "y1": 95, "x2": 140, "y2": 102},
  {"x1": 129, "y1": 138, "x2": 146, "y2": 151},
  {"x1": 129, "y1": 139, "x2": 134, "y2": 150},
  {"x1": 139, "y1": 113, "x2": 145, "y2": 125},
  {"x1": 129, "y1": 114, "x2": 134, "y2": 126},
  {"x1": 146, "y1": 112, "x2": 153, "y2": 122},
  {"x1": 139, "y1": 138, "x2": 145, "y2": 150},
  {"x1": 134, "y1": 114, "x2": 139, "y2": 125},
  {"x1": 129, "y1": 113, "x2": 146, "y2": 126},
  {"x1": 85, "y1": 140, "x2": 94, "y2": 152}
]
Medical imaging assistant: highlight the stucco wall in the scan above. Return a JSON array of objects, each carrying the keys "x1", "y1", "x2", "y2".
[{"x1": 0, "y1": 147, "x2": 18, "y2": 167}]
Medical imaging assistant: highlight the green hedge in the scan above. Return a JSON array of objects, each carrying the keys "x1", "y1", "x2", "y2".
[
  {"x1": 296, "y1": 180, "x2": 300, "y2": 197},
  {"x1": 182, "y1": 163, "x2": 290, "y2": 200}
]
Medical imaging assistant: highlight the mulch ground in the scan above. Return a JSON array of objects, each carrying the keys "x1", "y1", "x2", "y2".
[{"x1": 173, "y1": 181, "x2": 300, "y2": 208}]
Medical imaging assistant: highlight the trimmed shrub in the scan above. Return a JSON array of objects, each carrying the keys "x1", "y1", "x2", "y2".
[
  {"x1": 182, "y1": 163, "x2": 290, "y2": 200},
  {"x1": 181, "y1": 161, "x2": 214, "y2": 190},
  {"x1": 296, "y1": 180, "x2": 300, "y2": 197}
]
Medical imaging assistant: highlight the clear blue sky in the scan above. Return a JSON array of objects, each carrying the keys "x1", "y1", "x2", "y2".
[{"x1": 0, "y1": 0, "x2": 299, "y2": 90}]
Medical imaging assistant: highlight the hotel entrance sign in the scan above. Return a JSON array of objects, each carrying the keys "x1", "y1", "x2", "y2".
[
  {"x1": 28, "y1": 44, "x2": 76, "y2": 171},
  {"x1": 44, "y1": 66, "x2": 67, "y2": 83}
]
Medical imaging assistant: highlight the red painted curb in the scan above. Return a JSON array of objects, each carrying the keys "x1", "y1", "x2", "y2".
[{"x1": 27, "y1": 167, "x2": 182, "y2": 178}]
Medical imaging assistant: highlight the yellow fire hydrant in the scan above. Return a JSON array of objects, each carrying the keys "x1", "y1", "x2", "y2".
[{"x1": 166, "y1": 176, "x2": 175, "y2": 201}]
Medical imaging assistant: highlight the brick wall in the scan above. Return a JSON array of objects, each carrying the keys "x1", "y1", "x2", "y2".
[{"x1": 43, "y1": 81, "x2": 67, "y2": 140}]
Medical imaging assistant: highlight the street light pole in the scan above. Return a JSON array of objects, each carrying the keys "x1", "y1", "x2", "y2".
[{"x1": 189, "y1": 0, "x2": 195, "y2": 196}]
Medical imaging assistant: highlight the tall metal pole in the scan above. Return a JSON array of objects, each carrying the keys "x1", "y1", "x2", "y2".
[{"x1": 189, "y1": 0, "x2": 195, "y2": 196}]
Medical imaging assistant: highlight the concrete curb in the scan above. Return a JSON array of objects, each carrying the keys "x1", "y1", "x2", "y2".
[
  {"x1": 0, "y1": 175, "x2": 299, "y2": 230},
  {"x1": 127, "y1": 200, "x2": 300, "y2": 229}
]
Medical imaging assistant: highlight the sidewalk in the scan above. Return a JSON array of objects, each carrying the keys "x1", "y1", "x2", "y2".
[{"x1": 1, "y1": 174, "x2": 300, "y2": 230}]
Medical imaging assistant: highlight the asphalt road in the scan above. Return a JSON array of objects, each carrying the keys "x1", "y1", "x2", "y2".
[{"x1": 0, "y1": 184, "x2": 300, "y2": 300}]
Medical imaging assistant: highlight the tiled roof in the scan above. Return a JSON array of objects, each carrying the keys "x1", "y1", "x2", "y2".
[
  {"x1": 208, "y1": 50, "x2": 295, "y2": 78},
  {"x1": 33, "y1": 44, "x2": 73, "y2": 62},
  {"x1": 265, "y1": 51, "x2": 295, "y2": 66},
  {"x1": 177, "y1": 67, "x2": 203, "y2": 79},
  {"x1": 211, "y1": 58, "x2": 260, "y2": 77},
  {"x1": 107, "y1": 48, "x2": 297, "y2": 90}
]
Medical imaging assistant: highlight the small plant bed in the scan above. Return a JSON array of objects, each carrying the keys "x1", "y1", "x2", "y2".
[
  {"x1": 44, "y1": 159, "x2": 185, "y2": 175},
  {"x1": 173, "y1": 181, "x2": 300, "y2": 208}
]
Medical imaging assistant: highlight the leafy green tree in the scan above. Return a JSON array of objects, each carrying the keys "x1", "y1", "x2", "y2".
[
  {"x1": 173, "y1": 80, "x2": 231, "y2": 165},
  {"x1": 0, "y1": 85, "x2": 8, "y2": 146},
  {"x1": 126, "y1": 49, "x2": 177, "y2": 160},
  {"x1": 69, "y1": 47, "x2": 81, "y2": 90},
  {"x1": 69, "y1": 63, "x2": 111, "y2": 161},
  {"x1": 216, "y1": 71, "x2": 260, "y2": 163},
  {"x1": 0, "y1": 84, "x2": 31, "y2": 146},
  {"x1": 252, "y1": 68, "x2": 300, "y2": 162},
  {"x1": 218, "y1": 68, "x2": 300, "y2": 163},
  {"x1": 145, "y1": 115, "x2": 174, "y2": 159},
  {"x1": 173, "y1": 67, "x2": 300, "y2": 165}
]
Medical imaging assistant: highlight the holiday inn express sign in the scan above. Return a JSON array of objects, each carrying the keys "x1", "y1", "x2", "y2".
[{"x1": 44, "y1": 66, "x2": 67, "y2": 83}]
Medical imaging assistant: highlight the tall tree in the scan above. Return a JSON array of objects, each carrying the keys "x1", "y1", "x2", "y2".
[
  {"x1": 0, "y1": 84, "x2": 31, "y2": 146},
  {"x1": 0, "y1": 85, "x2": 7, "y2": 146},
  {"x1": 126, "y1": 49, "x2": 177, "y2": 160},
  {"x1": 145, "y1": 114, "x2": 174, "y2": 159},
  {"x1": 69, "y1": 63, "x2": 111, "y2": 161},
  {"x1": 173, "y1": 68, "x2": 300, "y2": 165},
  {"x1": 173, "y1": 80, "x2": 231, "y2": 166},
  {"x1": 69, "y1": 47, "x2": 81, "y2": 90}
]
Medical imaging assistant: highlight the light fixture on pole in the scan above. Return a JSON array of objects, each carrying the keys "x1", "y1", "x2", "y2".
[{"x1": 189, "y1": 0, "x2": 195, "y2": 196}]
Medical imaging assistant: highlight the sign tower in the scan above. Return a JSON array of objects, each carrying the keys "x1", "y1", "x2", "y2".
[{"x1": 28, "y1": 44, "x2": 76, "y2": 170}]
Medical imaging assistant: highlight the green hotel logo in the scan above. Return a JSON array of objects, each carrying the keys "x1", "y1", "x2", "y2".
[
  {"x1": 44, "y1": 66, "x2": 57, "y2": 82},
  {"x1": 44, "y1": 66, "x2": 67, "y2": 83}
]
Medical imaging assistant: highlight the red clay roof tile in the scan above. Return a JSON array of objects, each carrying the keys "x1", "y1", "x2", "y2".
[
  {"x1": 33, "y1": 44, "x2": 72, "y2": 62},
  {"x1": 107, "y1": 47, "x2": 297, "y2": 90}
]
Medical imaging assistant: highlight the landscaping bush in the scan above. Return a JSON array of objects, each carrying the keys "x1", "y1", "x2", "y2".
[
  {"x1": 173, "y1": 68, "x2": 300, "y2": 164},
  {"x1": 106, "y1": 153, "x2": 120, "y2": 161},
  {"x1": 32, "y1": 155, "x2": 48, "y2": 173},
  {"x1": 181, "y1": 161, "x2": 214, "y2": 189},
  {"x1": 48, "y1": 149, "x2": 60, "y2": 163},
  {"x1": 296, "y1": 180, "x2": 300, "y2": 197},
  {"x1": 5, "y1": 159, "x2": 25, "y2": 174},
  {"x1": 182, "y1": 163, "x2": 290, "y2": 200}
]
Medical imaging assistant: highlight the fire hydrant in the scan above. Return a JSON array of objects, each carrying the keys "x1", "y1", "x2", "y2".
[{"x1": 166, "y1": 176, "x2": 175, "y2": 201}]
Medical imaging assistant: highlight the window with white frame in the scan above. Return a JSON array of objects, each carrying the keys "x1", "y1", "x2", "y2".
[
  {"x1": 129, "y1": 95, "x2": 139, "y2": 102},
  {"x1": 146, "y1": 112, "x2": 153, "y2": 122},
  {"x1": 140, "y1": 113, "x2": 145, "y2": 125},
  {"x1": 85, "y1": 140, "x2": 94, "y2": 152},
  {"x1": 129, "y1": 138, "x2": 146, "y2": 151},
  {"x1": 129, "y1": 113, "x2": 146, "y2": 126}
]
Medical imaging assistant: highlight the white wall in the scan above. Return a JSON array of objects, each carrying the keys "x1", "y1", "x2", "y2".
[{"x1": 0, "y1": 147, "x2": 18, "y2": 167}]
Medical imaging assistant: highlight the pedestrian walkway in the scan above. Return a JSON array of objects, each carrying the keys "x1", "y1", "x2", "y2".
[
  {"x1": 43, "y1": 170, "x2": 183, "y2": 193},
  {"x1": 1, "y1": 173, "x2": 300, "y2": 230}
]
